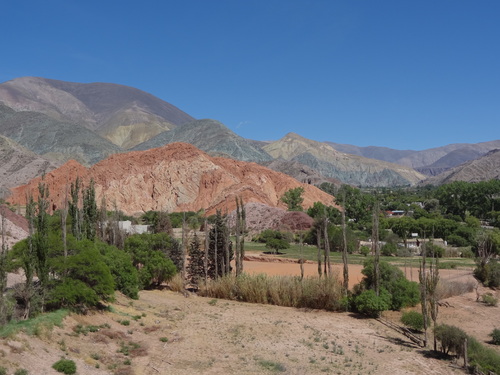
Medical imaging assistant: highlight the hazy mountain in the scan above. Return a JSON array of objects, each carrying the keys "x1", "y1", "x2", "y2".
[
  {"x1": 0, "y1": 103, "x2": 121, "y2": 165},
  {"x1": 325, "y1": 142, "x2": 415, "y2": 163},
  {"x1": 327, "y1": 140, "x2": 500, "y2": 176},
  {"x1": 0, "y1": 77, "x2": 194, "y2": 148},
  {"x1": 264, "y1": 133, "x2": 425, "y2": 187},
  {"x1": 422, "y1": 149, "x2": 500, "y2": 185},
  {"x1": 133, "y1": 119, "x2": 272, "y2": 162},
  {"x1": 415, "y1": 146, "x2": 486, "y2": 176},
  {"x1": 8, "y1": 143, "x2": 335, "y2": 216},
  {"x1": 0, "y1": 134, "x2": 59, "y2": 198}
]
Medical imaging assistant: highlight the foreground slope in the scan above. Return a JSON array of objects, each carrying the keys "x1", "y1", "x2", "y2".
[
  {"x1": 8, "y1": 143, "x2": 335, "y2": 215},
  {"x1": 0, "y1": 288, "x2": 466, "y2": 375},
  {"x1": 264, "y1": 133, "x2": 425, "y2": 187},
  {"x1": 0, "y1": 77, "x2": 195, "y2": 148}
]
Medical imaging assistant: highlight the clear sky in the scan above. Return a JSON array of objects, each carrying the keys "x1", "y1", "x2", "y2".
[{"x1": 1, "y1": 0, "x2": 499, "y2": 150}]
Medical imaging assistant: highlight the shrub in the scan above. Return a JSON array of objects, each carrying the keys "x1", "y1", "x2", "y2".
[
  {"x1": 0, "y1": 367, "x2": 6, "y2": 375},
  {"x1": 434, "y1": 324, "x2": 467, "y2": 356},
  {"x1": 474, "y1": 260, "x2": 500, "y2": 288},
  {"x1": 468, "y1": 335, "x2": 500, "y2": 374},
  {"x1": 381, "y1": 243, "x2": 397, "y2": 256},
  {"x1": 482, "y1": 293, "x2": 498, "y2": 307},
  {"x1": 359, "y1": 258, "x2": 420, "y2": 310},
  {"x1": 447, "y1": 234, "x2": 470, "y2": 248},
  {"x1": 52, "y1": 359, "x2": 77, "y2": 374},
  {"x1": 489, "y1": 328, "x2": 500, "y2": 345},
  {"x1": 460, "y1": 248, "x2": 475, "y2": 258},
  {"x1": 359, "y1": 246, "x2": 370, "y2": 257},
  {"x1": 400, "y1": 311, "x2": 425, "y2": 331},
  {"x1": 353, "y1": 289, "x2": 391, "y2": 318},
  {"x1": 424, "y1": 243, "x2": 444, "y2": 258},
  {"x1": 14, "y1": 370, "x2": 28, "y2": 375}
]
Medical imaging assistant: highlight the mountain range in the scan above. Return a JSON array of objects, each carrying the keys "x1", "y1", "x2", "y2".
[{"x1": 0, "y1": 77, "x2": 498, "y2": 201}]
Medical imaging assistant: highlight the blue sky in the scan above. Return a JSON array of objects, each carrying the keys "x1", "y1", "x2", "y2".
[{"x1": 1, "y1": 0, "x2": 499, "y2": 150}]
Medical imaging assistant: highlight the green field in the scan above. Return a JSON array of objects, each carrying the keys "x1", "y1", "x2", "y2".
[{"x1": 243, "y1": 241, "x2": 475, "y2": 270}]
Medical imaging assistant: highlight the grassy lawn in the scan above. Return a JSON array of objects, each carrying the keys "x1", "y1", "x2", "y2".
[{"x1": 244, "y1": 241, "x2": 475, "y2": 270}]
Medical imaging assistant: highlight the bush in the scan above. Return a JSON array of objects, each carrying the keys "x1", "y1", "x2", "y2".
[
  {"x1": 0, "y1": 367, "x2": 6, "y2": 375},
  {"x1": 52, "y1": 359, "x2": 77, "y2": 374},
  {"x1": 424, "y1": 243, "x2": 444, "y2": 258},
  {"x1": 467, "y1": 335, "x2": 500, "y2": 374},
  {"x1": 460, "y1": 248, "x2": 475, "y2": 258},
  {"x1": 359, "y1": 258, "x2": 420, "y2": 311},
  {"x1": 434, "y1": 324, "x2": 467, "y2": 356},
  {"x1": 400, "y1": 311, "x2": 425, "y2": 331},
  {"x1": 381, "y1": 243, "x2": 397, "y2": 256},
  {"x1": 489, "y1": 328, "x2": 500, "y2": 345},
  {"x1": 447, "y1": 234, "x2": 470, "y2": 248},
  {"x1": 359, "y1": 246, "x2": 370, "y2": 257},
  {"x1": 14, "y1": 370, "x2": 28, "y2": 375},
  {"x1": 353, "y1": 289, "x2": 391, "y2": 318},
  {"x1": 482, "y1": 293, "x2": 498, "y2": 307},
  {"x1": 474, "y1": 260, "x2": 500, "y2": 288}
]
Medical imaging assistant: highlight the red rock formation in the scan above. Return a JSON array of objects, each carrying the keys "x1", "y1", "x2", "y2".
[{"x1": 8, "y1": 143, "x2": 337, "y2": 216}]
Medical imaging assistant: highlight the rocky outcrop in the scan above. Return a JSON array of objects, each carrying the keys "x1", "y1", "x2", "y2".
[
  {"x1": 227, "y1": 202, "x2": 316, "y2": 234},
  {"x1": 7, "y1": 143, "x2": 336, "y2": 216},
  {"x1": 259, "y1": 159, "x2": 342, "y2": 187},
  {"x1": 0, "y1": 205, "x2": 29, "y2": 248}
]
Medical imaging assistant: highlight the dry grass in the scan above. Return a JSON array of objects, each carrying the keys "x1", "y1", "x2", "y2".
[
  {"x1": 199, "y1": 273, "x2": 344, "y2": 311},
  {"x1": 436, "y1": 279, "x2": 476, "y2": 300}
]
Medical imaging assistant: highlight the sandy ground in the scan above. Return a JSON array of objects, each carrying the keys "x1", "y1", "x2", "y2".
[{"x1": 1, "y1": 256, "x2": 498, "y2": 375}]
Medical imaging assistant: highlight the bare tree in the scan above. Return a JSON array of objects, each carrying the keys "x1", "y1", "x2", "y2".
[
  {"x1": 316, "y1": 227, "x2": 322, "y2": 277},
  {"x1": 372, "y1": 201, "x2": 380, "y2": 296},
  {"x1": 323, "y1": 214, "x2": 331, "y2": 277},
  {"x1": 299, "y1": 232, "x2": 305, "y2": 280},
  {"x1": 234, "y1": 197, "x2": 246, "y2": 276},
  {"x1": 341, "y1": 194, "x2": 349, "y2": 295},
  {"x1": 427, "y1": 254, "x2": 439, "y2": 351},
  {"x1": 419, "y1": 240, "x2": 429, "y2": 348},
  {"x1": 0, "y1": 210, "x2": 8, "y2": 323},
  {"x1": 204, "y1": 218, "x2": 209, "y2": 284}
]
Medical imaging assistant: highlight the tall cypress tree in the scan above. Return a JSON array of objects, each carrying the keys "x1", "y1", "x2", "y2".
[
  {"x1": 82, "y1": 179, "x2": 98, "y2": 241},
  {"x1": 35, "y1": 181, "x2": 50, "y2": 311},
  {"x1": 69, "y1": 177, "x2": 82, "y2": 239},
  {"x1": 187, "y1": 233, "x2": 205, "y2": 286},
  {"x1": 208, "y1": 211, "x2": 232, "y2": 279}
]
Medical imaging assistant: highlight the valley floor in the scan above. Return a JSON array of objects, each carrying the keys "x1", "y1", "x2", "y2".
[{"x1": 1, "y1": 261, "x2": 498, "y2": 375}]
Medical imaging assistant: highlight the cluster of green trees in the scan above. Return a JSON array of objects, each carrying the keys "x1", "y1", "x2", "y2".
[{"x1": 1, "y1": 180, "x2": 236, "y2": 321}]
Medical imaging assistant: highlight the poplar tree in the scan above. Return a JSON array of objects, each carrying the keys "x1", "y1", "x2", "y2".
[
  {"x1": 82, "y1": 179, "x2": 98, "y2": 241},
  {"x1": 187, "y1": 234, "x2": 205, "y2": 286},
  {"x1": 22, "y1": 193, "x2": 36, "y2": 319},
  {"x1": 69, "y1": 177, "x2": 82, "y2": 239},
  {"x1": 234, "y1": 197, "x2": 246, "y2": 276},
  {"x1": 341, "y1": 193, "x2": 349, "y2": 295},
  {"x1": 35, "y1": 181, "x2": 50, "y2": 311},
  {"x1": 208, "y1": 211, "x2": 232, "y2": 279}
]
